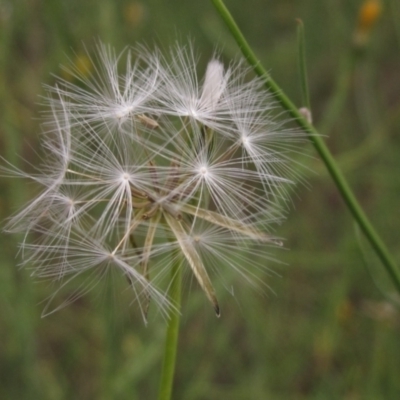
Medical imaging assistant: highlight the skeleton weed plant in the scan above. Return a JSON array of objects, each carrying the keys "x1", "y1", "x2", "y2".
[
  {"x1": 2, "y1": 41, "x2": 305, "y2": 399},
  {"x1": 2, "y1": 42, "x2": 303, "y2": 318}
]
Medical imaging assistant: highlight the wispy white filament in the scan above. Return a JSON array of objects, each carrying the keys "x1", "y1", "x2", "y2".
[{"x1": 1, "y1": 41, "x2": 304, "y2": 319}]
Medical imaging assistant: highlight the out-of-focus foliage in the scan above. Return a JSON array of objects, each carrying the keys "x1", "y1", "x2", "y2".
[{"x1": 1, "y1": 0, "x2": 400, "y2": 398}]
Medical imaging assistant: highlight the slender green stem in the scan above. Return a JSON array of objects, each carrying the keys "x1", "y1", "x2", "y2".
[
  {"x1": 210, "y1": 0, "x2": 400, "y2": 293},
  {"x1": 158, "y1": 258, "x2": 182, "y2": 400}
]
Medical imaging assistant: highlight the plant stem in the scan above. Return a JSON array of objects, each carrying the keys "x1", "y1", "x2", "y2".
[
  {"x1": 210, "y1": 0, "x2": 400, "y2": 293},
  {"x1": 158, "y1": 259, "x2": 182, "y2": 400},
  {"x1": 296, "y1": 19, "x2": 311, "y2": 110}
]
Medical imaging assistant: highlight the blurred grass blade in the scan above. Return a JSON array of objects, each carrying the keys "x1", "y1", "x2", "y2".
[
  {"x1": 354, "y1": 223, "x2": 400, "y2": 308},
  {"x1": 296, "y1": 19, "x2": 310, "y2": 110}
]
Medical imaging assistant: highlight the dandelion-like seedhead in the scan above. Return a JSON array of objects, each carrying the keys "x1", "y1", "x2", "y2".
[{"x1": 2, "y1": 42, "x2": 303, "y2": 320}]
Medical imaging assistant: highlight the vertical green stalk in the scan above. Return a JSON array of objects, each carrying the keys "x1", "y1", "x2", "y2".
[
  {"x1": 101, "y1": 280, "x2": 120, "y2": 400},
  {"x1": 296, "y1": 19, "x2": 311, "y2": 110},
  {"x1": 388, "y1": 0, "x2": 400, "y2": 49},
  {"x1": 210, "y1": 0, "x2": 400, "y2": 293},
  {"x1": 158, "y1": 259, "x2": 182, "y2": 400},
  {"x1": 1, "y1": 80, "x2": 38, "y2": 399}
]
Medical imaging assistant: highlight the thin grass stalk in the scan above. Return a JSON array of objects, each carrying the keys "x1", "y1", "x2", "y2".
[
  {"x1": 210, "y1": 0, "x2": 400, "y2": 293},
  {"x1": 296, "y1": 19, "x2": 311, "y2": 110},
  {"x1": 158, "y1": 258, "x2": 182, "y2": 400}
]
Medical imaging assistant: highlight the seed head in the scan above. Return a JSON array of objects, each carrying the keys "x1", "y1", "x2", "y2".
[{"x1": 1, "y1": 42, "x2": 304, "y2": 320}]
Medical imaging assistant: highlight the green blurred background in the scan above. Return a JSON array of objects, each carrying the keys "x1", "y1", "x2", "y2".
[{"x1": 1, "y1": 0, "x2": 400, "y2": 398}]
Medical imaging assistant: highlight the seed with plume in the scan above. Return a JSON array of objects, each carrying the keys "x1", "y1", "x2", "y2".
[{"x1": 1, "y1": 42, "x2": 303, "y2": 320}]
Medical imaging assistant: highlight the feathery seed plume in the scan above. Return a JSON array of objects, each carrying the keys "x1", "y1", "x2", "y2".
[{"x1": 1, "y1": 42, "x2": 303, "y2": 320}]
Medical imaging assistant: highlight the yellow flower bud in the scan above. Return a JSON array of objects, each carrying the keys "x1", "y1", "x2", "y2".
[
  {"x1": 124, "y1": 2, "x2": 145, "y2": 28},
  {"x1": 353, "y1": 0, "x2": 382, "y2": 47},
  {"x1": 357, "y1": 0, "x2": 382, "y2": 32}
]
